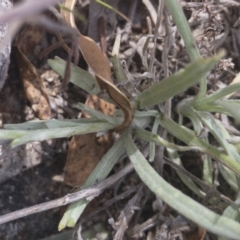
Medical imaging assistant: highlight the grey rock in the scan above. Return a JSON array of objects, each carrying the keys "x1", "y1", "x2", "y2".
[{"x1": 0, "y1": 0, "x2": 12, "y2": 91}]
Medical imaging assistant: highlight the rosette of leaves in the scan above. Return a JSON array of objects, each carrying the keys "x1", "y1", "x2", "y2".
[{"x1": 1, "y1": 1, "x2": 240, "y2": 239}]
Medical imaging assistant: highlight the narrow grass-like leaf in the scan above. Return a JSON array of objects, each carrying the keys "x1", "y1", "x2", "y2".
[
  {"x1": 73, "y1": 103, "x2": 115, "y2": 124},
  {"x1": 158, "y1": 113, "x2": 240, "y2": 178},
  {"x1": 218, "y1": 193, "x2": 240, "y2": 240},
  {"x1": 196, "y1": 83, "x2": 240, "y2": 104},
  {"x1": 148, "y1": 115, "x2": 159, "y2": 162},
  {"x1": 212, "y1": 118, "x2": 240, "y2": 191},
  {"x1": 197, "y1": 112, "x2": 240, "y2": 163},
  {"x1": 218, "y1": 164, "x2": 238, "y2": 192},
  {"x1": 0, "y1": 122, "x2": 114, "y2": 147},
  {"x1": 196, "y1": 99, "x2": 240, "y2": 128},
  {"x1": 135, "y1": 126, "x2": 202, "y2": 152},
  {"x1": 176, "y1": 99, "x2": 203, "y2": 135},
  {"x1": 124, "y1": 129, "x2": 240, "y2": 239},
  {"x1": 111, "y1": 54, "x2": 127, "y2": 84},
  {"x1": 111, "y1": 35, "x2": 127, "y2": 84},
  {"x1": 202, "y1": 138, "x2": 213, "y2": 186},
  {"x1": 194, "y1": 102, "x2": 228, "y2": 114},
  {"x1": 164, "y1": 0, "x2": 206, "y2": 100},
  {"x1": 217, "y1": 100, "x2": 240, "y2": 124},
  {"x1": 59, "y1": 133, "x2": 126, "y2": 230},
  {"x1": 176, "y1": 102, "x2": 217, "y2": 186},
  {"x1": 5, "y1": 120, "x2": 52, "y2": 130},
  {"x1": 0, "y1": 131, "x2": 25, "y2": 140},
  {"x1": 48, "y1": 57, "x2": 101, "y2": 96},
  {"x1": 134, "y1": 110, "x2": 158, "y2": 118},
  {"x1": 4, "y1": 118, "x2": 103, "y2": 130},
  {"x1": 137, "y1": 52, "x2": 224, "y2": 108},
  {"x1": 164, "y1": 0, "x2": 199, "y2": 61},
  {"x1": 164, "y1": 0, "x2": 207, "y2": 102}
]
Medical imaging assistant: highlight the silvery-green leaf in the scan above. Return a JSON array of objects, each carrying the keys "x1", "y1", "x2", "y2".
[
  {"x1": 124, "y1": 129, "x2": 240, "y2": 239},
  {"x1": 0, "y1": 122, "x2": 114, "y2": 147},
  {"x1": 137, "y1": 52, "x2": 224, "y2": 108},
  {"x1": 158, "y1": 113, "x2": 240, "y2": 178}
]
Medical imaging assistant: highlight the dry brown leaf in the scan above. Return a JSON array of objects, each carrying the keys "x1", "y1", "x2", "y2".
[
  {"x1": 64, "y1": 95, "x2": 115, "y2": 186},
  {"x1": 16, "y1": 48, "x2": 51, "y2": 120},
  {"x1": 64, "y1": 132, "x2": 113, "y2": 186},
  {"x1": 184, "y1": 226, "x2": 206, "y2": 240}
]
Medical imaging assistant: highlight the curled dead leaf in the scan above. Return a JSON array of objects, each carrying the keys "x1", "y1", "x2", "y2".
[
  {"x1": 78, "y1": 34, "x2": 134, "y2": 132},
  {"x1": 61, "y1": 0, "x2": 134, "y2": 132}
]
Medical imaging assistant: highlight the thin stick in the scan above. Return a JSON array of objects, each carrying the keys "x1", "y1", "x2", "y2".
[
  {"x1": 156, "y1": 7, "x2": 173, "y2": 174},
  {"x1": 149, "y1": 0, "x2": 164, "y2": 75},
  {"x1": 98, "y1": 16, "x2": 107, "y2": 56}
]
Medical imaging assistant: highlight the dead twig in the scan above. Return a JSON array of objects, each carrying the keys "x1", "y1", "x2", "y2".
[
  {"x1": 149, "y1": 0, "x2": 164, "y2": 75},
  {"x1": 113, "y1": 184, "x2": 144, "y2": 240}
]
